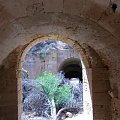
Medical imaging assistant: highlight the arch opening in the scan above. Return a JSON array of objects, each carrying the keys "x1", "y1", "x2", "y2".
[
  {"x1": 18, "y1": 36, "x2": 93, "y2": 120},
  {"x1": 58, "y1": 58, "x2": 82, "y2": 81}
]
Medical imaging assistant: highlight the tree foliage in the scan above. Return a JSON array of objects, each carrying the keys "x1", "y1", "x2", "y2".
[
  {"x1": 55, "y1": 84, "x2": 72, "y2": 105},
  {"x1": 36, "y1": 71, "x2": 72, "y2": 105}
]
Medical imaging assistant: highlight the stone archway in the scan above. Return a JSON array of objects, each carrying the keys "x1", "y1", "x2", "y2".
[
  {"x1": 58, "y1": 58, "x2": 82, "y2": 81},
  {"x1": 0, "y1": 35, "x2": 111, "y2": 120},
  {"x1": 18, "y1": 35, "x2": 92, "y2": 120}
]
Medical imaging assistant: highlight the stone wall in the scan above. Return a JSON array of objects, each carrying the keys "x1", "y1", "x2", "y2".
[
  {"x1": 0, "y1": 0, "x2": 120, "y2": 119},
  {"x1": 85, "y1": 45, "x2": 112, "y2": 120},
  {"x1": 0, "y1": 46, "x2": 23, "y2": 120},
  {"x1": 23, "y1": 47, "x2": 80, "y2": 79}
]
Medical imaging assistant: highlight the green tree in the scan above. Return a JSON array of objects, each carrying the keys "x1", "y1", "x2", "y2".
[{"x1": 36, "y1": 71, "x2": 72, "y2": 119}]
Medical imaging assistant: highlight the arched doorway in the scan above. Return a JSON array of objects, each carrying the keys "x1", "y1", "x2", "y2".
[
  {"x1": 58, "y1": 58, "x2": 82, "y2": 81},
  {"x1": 19, "y1": 35, "x2": 93, "y2": 120}
]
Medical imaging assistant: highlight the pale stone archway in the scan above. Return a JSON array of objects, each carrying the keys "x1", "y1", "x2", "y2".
[
  {"x1": 18, "y1": 35, "x2": 92, "y2": 120},
  {"x1": 58, "y1": 58, "x2": 82, "y2": 80},
  {"x1": 18, "y1": 34, "x2": 111, "y2": 120}
]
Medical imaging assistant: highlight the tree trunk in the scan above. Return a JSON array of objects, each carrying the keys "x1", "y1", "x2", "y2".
[{"x1": 51, "y1": 98, "x2": 56, "y2": 120}]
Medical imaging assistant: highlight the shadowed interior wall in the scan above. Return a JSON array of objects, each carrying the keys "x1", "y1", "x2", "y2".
[{"x1": 0, "y1": 46, "x2": 23, "y2": 120}]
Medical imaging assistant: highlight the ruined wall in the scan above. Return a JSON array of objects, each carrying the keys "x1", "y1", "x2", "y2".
[{"x1": 23, "y1": 48, "x2": 80, "y2": 79}]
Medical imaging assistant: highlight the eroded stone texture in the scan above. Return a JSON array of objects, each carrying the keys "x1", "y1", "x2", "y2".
[
  {"x1": 0, "y1": 46, "x2": 23, "y2": 120},
  {"x1": 0, "y1": 0, "x2": 120, "y2": 37},
  {"x1": 82, "y1": 45, "x2": 112, "y2": 120}
]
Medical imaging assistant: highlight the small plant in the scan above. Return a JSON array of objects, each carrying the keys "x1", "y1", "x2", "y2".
[{"x1": 36, "y1": 71, "x2": 72, "y2": 119}]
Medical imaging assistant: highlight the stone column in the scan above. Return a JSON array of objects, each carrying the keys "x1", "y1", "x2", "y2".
[{"x1": 0, "y1": 46, "x2": 23, "y2": 120}]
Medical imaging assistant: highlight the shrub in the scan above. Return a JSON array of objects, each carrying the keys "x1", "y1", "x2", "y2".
[{"x1": 23, "y1": 92, "x2": 51, "y2": 117}]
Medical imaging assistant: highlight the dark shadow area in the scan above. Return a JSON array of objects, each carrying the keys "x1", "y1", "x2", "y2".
[
  {"x1": 63, "y1": 64, "x2": 82, "y2": 81},
  {"x1": 58, "y1": 58, "x2": 82, "y2": 82}
]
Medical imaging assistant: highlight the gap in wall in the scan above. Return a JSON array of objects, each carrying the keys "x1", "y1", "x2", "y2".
[{"x1": 21, "y1": 40, "x2": 93, "y2": 120}]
